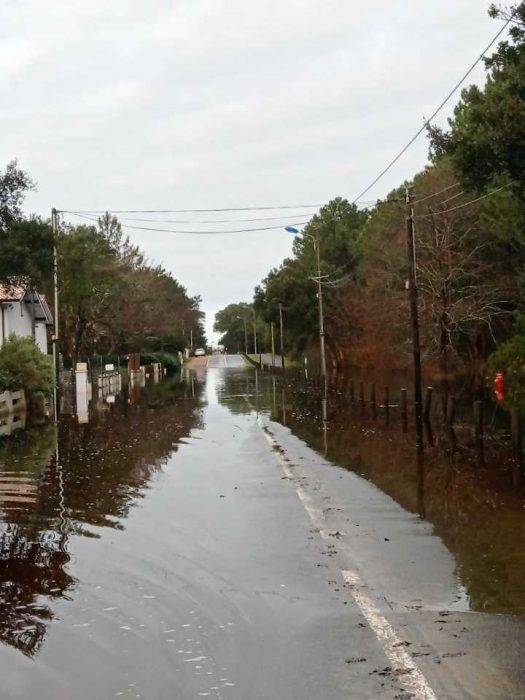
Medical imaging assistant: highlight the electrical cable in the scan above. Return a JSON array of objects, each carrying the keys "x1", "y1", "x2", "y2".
[
  {"x1": 351, "y1": 13, "x2": 517, "y2": 204},
  {"x1": 61, "y1": 203, "x2": 322, "y2": 214},
  {"x1": 413, "y1": 182, "x2": 461, "y2": 205},
  {"x1": 112, "y1": 212, "x2": 314, "y2": 225},
  {"x1": 65, "y1": 211, "x2": 309, "y2": 235},
  {"x1": 424, "y1": 181, "x2": 516, "y2": 217}
]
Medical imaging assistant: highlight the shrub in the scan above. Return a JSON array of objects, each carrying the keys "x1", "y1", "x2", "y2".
[
  {"x1": 486, "y1": 335, "x2": 525, "y2": 411},
  {"x1": 139, "y1": 351, "x2": 180, "y2": 375},
  {"x1": 0, "y1": 335, "x2": 54, "y2": 404}
]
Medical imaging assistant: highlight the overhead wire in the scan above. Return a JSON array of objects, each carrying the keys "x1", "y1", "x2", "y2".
[
  {"x1": 109, "y1": 212, "x2": 314, "y2": 225},
  {"x1": 351, "y1": 12, "x2": 517, "y2": 204},
  {"x1": 412, "y1": 182, "x2": 461, "y2": 205},
  {"x1": 65, "y1": 210, "x2": 309, "y2": 235},
  {"x1": 62, "y1": 203, "x2": 323, "y2": 214},
  {"x1": 422, "y1": 181, "x2": 516, "y2": 217}
]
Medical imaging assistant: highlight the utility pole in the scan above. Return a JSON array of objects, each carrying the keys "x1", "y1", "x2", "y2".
[
  {"x1": 314, "y1": 233, "x2": 327, "y2": 384},
  {"x1": 279, "y1": 303, "x2": 285, "y2": 372},
  {"x1": 190, "y1": 327, "x2": 193, "y2": 351},
  {"x1": 252, "y1": 307, "x2": 258, "y2": 354},
  {"x1": 405, "y1": 188, "x2": 424, "y2": 460},
  {"x1": 270, "y1": 322, "x2": 275, "y2": 368},
  {"x1": 51, "y1": 208, "x2": 59, "y2": 385},
  {"x1": 243, "y1": 318, "x2": 248, "y2": 355}
]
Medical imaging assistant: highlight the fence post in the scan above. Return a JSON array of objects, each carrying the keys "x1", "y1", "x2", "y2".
[
  {"x1": 511, "y1": 409, "x2": 522, "y2": 486},
  {"x1": 446, "y1": 395, "x2": 456, "y2": 427},
  {"x1": 473, "y1": 400, "x2": 484, "y2": 467},
  {"x1": 384, "y1": 387, "x2": 390, "y2": 424},
  {"x1": 424, "y1": 387, "x2": 433, "y2": 423},
  {"x1": 370, "y1": 383, "x2": 377, "y2": 418},
  {"x1": 401, "y1": 388, "x2": 408, "y2": 432}
]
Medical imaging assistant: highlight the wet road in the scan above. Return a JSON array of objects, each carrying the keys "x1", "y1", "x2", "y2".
[{"x1": 0, "y1": 358, "x2": 524, "y2": 698}]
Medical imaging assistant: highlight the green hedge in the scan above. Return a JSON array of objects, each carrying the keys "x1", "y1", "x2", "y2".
[
  {"x1": 139, "y1": 352, "x2": 181, "y2": 375},
  {"x1": 0, "y1": 335, "x2": 54, "y2": 403},
  {"x1": 487, "y1": 335, "x2": 525, "y2": 411}
]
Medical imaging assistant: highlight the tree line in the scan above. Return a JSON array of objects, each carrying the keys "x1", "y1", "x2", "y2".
[
  {"x1": 215, "y1": 3, "x2": 525, "y2": 392},
  {"x1": 0, "y1": 163, "x2": 206, "y2": 365}
]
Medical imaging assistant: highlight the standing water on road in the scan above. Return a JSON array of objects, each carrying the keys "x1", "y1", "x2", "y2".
[{"x1": 0, "y1": 360, "x2": 524, "y2": 699}]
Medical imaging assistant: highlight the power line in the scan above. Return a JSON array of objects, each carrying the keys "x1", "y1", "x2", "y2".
[
  {"x1": 413, "y1": 182, "x2": 461, "y2": 205},
  {"x1": 441, "y1": 189, "x2": 465, "y2": 205},
  {"x1": 61, "y1": 203, "x2": 322, "y2": 214},
  {"x1": 424, "y1": 181, "x2": 516, "y2": 217},
  {"x1": 110, "y1": 212, "x2": 314, "y2": 225},
  {"x1": 65, "y1": 211, "x2": 309, "y2": 235},
  {"x1": 351, "y1": 13, "x2": 517, "y2": 204},
  {"x1": 438, "y1": 181, "x2": 516, "y2": 215}
]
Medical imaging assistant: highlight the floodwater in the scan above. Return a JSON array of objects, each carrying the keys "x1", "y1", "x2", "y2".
[
  {"x1": 0, "y1": 362, "x2": 524, "y2": 696},
  {"x1": 209, "y1": 367, "x2": 525, "y2": 615},
  {"x1": 0, "y1": 374, "x2": 203, "y2": 659},
  {"x1": 250, "y1": 370, "x2": 525, "y2": 615}
]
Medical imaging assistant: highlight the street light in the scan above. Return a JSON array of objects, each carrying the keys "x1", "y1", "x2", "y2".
[
  {"x1": 285, "y1": 226, "x2": 327, "y2": 383},
  {"x1": 236, "y1": 315, "x2": 248, "y2": 354}
]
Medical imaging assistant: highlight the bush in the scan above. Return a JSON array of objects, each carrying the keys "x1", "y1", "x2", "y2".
[
  {"x1": 139, "y1": 352, "x2": 180, "y2": 375},
  {"x1": 486, "y1": 335, "x2": 525, "y2": 411},
  {"x1": 0, "y1": 335, "x2": 54, "y2": 404}
]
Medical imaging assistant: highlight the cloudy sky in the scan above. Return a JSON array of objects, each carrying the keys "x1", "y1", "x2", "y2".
[{"x1": 1, "y1": 1, "x2": 498, "y2": 340}]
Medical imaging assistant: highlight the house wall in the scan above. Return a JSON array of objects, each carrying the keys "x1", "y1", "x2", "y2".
[
  {"x1": 0, "y1": 302, "x2": 38, "y2": 349},
  {"x1": 4, "y1": 303, "x2": 33, "y2": 342},
  {"x1": 35, "y1": 322, "x2": 48, "y2": 354}
]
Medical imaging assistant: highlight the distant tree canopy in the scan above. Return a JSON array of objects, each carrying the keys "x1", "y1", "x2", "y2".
[
  {"x1": 57, "y1": 218, "x2": 206, "y2": 361},
  {"x1": 215, "y1": 4, "x2": 525, "y2": 381},
  {"x1": 213, "y1": 302, "x2": 256, "y2": 353},
  {"x1": 0, "y1": 165, "x2": 206, "y2": 363},
  {"x1": 0, "y1": 160, "x2": 35, "y2": 231},
  {"x1": 428, "y1": 3, "x2": 525, "y2": 193}
]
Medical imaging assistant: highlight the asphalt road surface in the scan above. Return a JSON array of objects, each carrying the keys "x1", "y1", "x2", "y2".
[{"x1": 0, "y1": 355, "x2": 523, "y2": 699}]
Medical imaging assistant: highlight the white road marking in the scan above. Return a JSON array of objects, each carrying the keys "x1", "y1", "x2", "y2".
[
  {"x1": 341, "y1": 570, "x2": 437, "y2": 700},
  {"x1": 259, "y1": 419, "x2": 437, "y2": 700}
]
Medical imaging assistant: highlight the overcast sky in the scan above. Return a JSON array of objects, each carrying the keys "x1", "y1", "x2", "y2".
[{"x1": 1, "y1": 1, "x2": 498, "y2": 341}]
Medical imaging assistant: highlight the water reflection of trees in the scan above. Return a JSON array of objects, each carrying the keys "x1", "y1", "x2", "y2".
[
  {"x1": 251, "y1": 374, "x2": 525, "y2": 615},
  {"x1": 0, "y1": 377, "x2": 203, "y2": 657}
]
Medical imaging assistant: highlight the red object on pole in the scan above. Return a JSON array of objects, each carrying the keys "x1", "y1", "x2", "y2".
[{"x1": 495, "y1": 372, "x2": 505, "y2": 401}]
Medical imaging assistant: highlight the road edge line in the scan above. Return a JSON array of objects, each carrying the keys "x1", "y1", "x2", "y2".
[{"x1": 258, "y1": 417, "x2": 437, "y2": 700}]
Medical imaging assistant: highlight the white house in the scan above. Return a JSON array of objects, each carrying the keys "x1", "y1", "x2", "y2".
[{"x1": 0, "y1": 281, "x2": 54, "y2": 355}]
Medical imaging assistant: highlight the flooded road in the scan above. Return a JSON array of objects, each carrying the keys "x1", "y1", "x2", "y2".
[{"x1": 0, "y1": 358, "x2": 524, "y2": 699}]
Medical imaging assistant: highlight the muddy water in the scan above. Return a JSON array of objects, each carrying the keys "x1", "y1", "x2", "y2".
[
  {"x1": 214, "y1": 369, "x2": 525, "y2": 616},
  {"x1": 0, "y1": 376, "x2": 203, "y2": 659},
  {"x1": 0, "y1": 361, "x2": 523, "y2": 686}
]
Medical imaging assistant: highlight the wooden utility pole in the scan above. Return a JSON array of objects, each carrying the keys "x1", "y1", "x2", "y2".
[
  {"x1": 271, "y1": 322, "x2": 275, "y2": 368},
  {"x1": 279, "y1": 303, "x2": 285, "y2": 372},
  {"x1": 405, "y1": 188, "x2": 424, "y2": 459},
  {"x1": 252, "y1": 307, "x2": 258, "y2": 354},
  {"x1": 314, "y1": 233, "x2": 327, "y2": 385}
]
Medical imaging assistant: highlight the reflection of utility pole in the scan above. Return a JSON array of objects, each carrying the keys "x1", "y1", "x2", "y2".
[
  {"x1": 51, "y1": 208, "x2": 59, "y2": 419},
  {"x1": 190, "y1": 328, "x2": 193, "y2": 351},
  {"x1": 279, "y1": 303, "x2": 285, "y2": 372},
  {"x1": 252, "y1": 307, "x2": 258, "y2": 354},
  {"x1": 405, "y1": 187, "x2": 424, "y2": 460}
]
